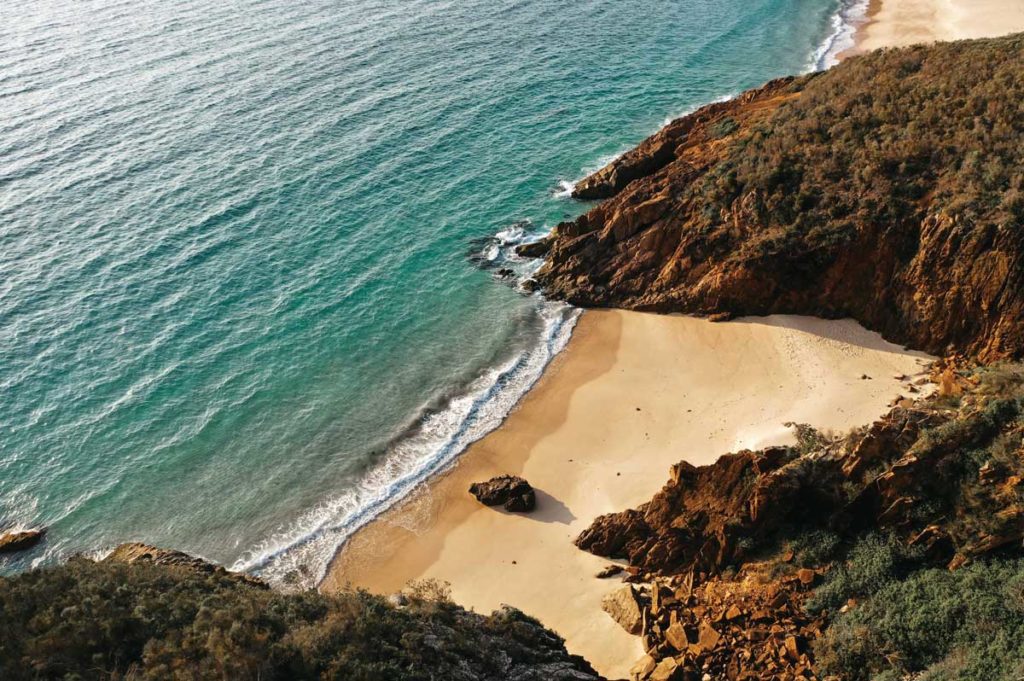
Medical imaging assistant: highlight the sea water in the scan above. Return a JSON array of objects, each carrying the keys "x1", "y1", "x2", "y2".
[{"x1": 0, "y1": 0, "x2": 863, "y2": 585}]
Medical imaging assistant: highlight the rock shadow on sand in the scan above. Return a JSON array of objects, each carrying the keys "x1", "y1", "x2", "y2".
[{"x1": 498, "y1": 488, "x2": 576, "y2": 525}]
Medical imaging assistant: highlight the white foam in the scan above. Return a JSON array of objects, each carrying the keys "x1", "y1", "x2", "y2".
[
  {"x1": 553, "y1": 179, "x2": 576, "y2": 198},
  {"x1": 809, "y1": 0, "x2": 871, "y2": 71},
  {"x1": 233, "y1": 300, "x2": 580, "y2": 589},
  {"x1": 662, "y1": 90, "x2": 739, "y2": 127},
  {"x1": 553, "y1": 149, "x2": 629, "y2": 201}
]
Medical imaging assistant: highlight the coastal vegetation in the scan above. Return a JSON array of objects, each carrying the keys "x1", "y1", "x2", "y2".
[
  {"x1": 813, "y1": 540, "x2": 1024, "y2": 680},
  {"x1": 0, "y1": 552, "x2": 598, "y2": 680}
]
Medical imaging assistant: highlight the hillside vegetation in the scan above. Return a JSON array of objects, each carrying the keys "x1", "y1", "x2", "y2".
[{"x1": 0, "y1": 552, "x2": 599, "y2": 681}]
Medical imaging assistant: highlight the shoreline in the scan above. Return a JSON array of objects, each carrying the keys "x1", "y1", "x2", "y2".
[{"x1": 322, "y1": 310, "x2": 933, "y2": 678}]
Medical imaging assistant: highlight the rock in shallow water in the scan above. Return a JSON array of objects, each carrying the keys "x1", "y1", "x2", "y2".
[
  {"x1": 469, "y1": 475, "x2": 536, "y2": 512},
  {"x1": 0, "y1": 528, "x2": 45, "y2": 554}
]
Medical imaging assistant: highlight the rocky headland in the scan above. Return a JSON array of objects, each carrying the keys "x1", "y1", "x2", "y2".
[
  {"x1": 525, "y1": 34, "x2": 1024, "y2": 362},
  {"x1": 508, "y1": 33, "x2": 1024, "y2": 681}
]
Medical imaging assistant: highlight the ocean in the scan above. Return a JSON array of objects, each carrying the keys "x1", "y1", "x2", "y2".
[{"x1": 0, "y1": 0, "x2": 864, "y2": 586}]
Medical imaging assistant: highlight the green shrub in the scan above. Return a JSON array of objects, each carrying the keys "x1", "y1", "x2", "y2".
[
  {"x1": 805, "y1": 534, "x2": 923, "y2": 615},
  {"x1": 814, "y1": 547, "x2": 1024, "y2": 681}
]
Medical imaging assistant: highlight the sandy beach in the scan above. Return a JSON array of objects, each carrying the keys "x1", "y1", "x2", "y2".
[
  {"x1": 852, "y1": 0, "x2": 1024, "y2": 54},
  {"x1": 323, "y1": 310, "x2": 931, "y2": 677}
]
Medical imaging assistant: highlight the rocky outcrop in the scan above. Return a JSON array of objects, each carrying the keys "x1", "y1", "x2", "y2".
[
  {"x1": 104, "y1": 542, "x2": 268, "y2": 589},
  {"x1": 0, "y1": 528, "x2": 45, "y2": 554},
  {"x1": 580, "y1": 363, "x2": 1024, "y2": 679},
  {"x1": 571, "y1": 77, "x2": 799, "y2": 202},
  {"x1": 532, "y1": 35, "x2": 1024, "y2": 362},
  {"x1": 469, "y1": 475, "x2": 537, "y2": 512}
]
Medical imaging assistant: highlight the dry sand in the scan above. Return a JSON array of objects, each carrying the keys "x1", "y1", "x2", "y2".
[
  {"x1": 323, "y1": 310, "x2": 932, "y2": 678},
  {"x1": 852, "y1": 0, "x2": 1024, "y2": 54}
]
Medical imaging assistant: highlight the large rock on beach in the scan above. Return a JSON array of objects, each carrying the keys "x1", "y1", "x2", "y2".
[
  {"x1": 602, "y1": 584, "x2": 645, "y2": 635},
  {"x1": 469, "y1": 475, "x2": 537, "y2": 512}
]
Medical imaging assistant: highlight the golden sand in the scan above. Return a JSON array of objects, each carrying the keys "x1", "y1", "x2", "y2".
[{"x1": 323, "y1": 310, "x2": 932, "y2": 678}]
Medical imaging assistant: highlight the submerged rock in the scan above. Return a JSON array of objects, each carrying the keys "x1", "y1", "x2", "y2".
[
  {"x1": 469, "y1": 475, "x2": 537, "y2": 512},
  {"x1": 0, "y1": 528, "x2": 45, "y2": 554}
]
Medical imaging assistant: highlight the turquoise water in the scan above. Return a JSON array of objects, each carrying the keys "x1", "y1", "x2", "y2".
[{"x1": 0, "y1": 0, "x2": 861, "y2": 585}]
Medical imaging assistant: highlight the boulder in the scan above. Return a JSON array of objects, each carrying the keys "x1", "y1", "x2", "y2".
[
  {"x1": 469, "y1": 475, "x2": 536, "y2": 512},
  {"x1": 630, "y1": 654, "x2": 657, "y2": 681},
  {"x1": 0, "y1": 528, "x2": 45, "y2": 554},
  {"x1": 649, "y1": 657, "x2": 685, "y2": 681},
  {"x1": 515, "y1": 238, "x2": 552, "y2": 259},
  {"x1": 602, "y1": 584, "x2": 644, "y2": 634}
]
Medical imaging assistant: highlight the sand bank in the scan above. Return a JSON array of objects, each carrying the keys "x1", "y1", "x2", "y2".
[
  {"x1": 852, "y1": 0, "x2": 1024, "y2": 54},
  {"x1": 323, "y1": 310, "x2": 931, "y2": 678}
]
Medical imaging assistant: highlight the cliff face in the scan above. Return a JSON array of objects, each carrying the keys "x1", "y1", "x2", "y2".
[{"x1": 533, "y1": 34, "x2": 1024, "y2": 361}]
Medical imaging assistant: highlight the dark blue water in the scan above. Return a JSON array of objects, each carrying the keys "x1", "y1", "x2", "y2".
[{"x1": 0, "y1": 0, "x2": 863, "y2": 585}]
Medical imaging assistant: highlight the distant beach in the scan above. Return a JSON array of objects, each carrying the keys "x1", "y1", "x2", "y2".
[{"x1": 851, "y1": 0, "x2": 1024, "y2": 53}]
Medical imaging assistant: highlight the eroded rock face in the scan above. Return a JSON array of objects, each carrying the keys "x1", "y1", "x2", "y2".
[
  {"x1": 469, "y1": 475, "x2": 537, "y2": 512},
  {"x1": 577, "y1": 365, "x2": 1024, "y2": 577},
  {"x1": 532, "y1": 39, "x2": 1024, "y2": 362},
  {"x1": 0, "y1": 528, "x2": 45, "y2": 554}
]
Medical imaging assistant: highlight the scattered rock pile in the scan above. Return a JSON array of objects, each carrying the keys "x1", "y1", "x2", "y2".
[
  {"x1": 469, "y1": 475, "x2": 537, "y2": 512},
  {"x1": 604, "y1": 564, "x2": 826, "y2": 681}
]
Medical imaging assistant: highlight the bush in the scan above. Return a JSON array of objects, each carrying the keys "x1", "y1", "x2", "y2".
[
  {"x1": 813, "y1": 545, "x2": 1024, "y2": 680},
  {"x1": 805, "y1": 534, "x2": 923, "y2": 615}
]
